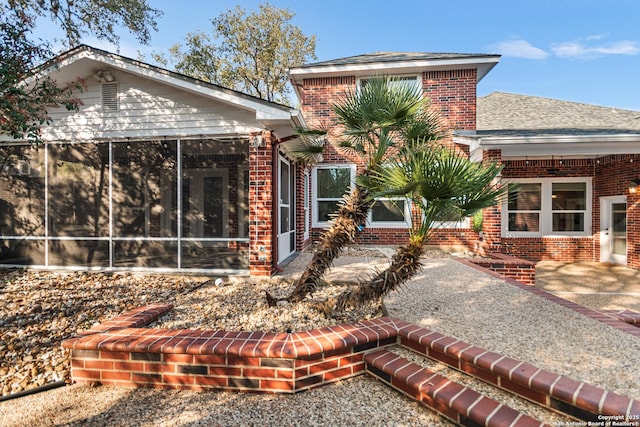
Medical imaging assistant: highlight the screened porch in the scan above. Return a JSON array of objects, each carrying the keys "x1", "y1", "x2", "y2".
[{"x1": 0, "y1": 138, "x2": 250, "y2": 273}]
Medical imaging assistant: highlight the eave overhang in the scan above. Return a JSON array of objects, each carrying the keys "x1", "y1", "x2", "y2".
[{"x1": 454, "y1": 132, "x2": 640, "y2": 159}]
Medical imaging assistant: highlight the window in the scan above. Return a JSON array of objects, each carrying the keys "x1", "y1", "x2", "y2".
[
  {"x1": 358, "y1": 75, "x2": 420, "y2": 92},
  {"x1": 503, "y1": 178, "x2": 591, "y2": 237},
  {"x1": 312, "y1": 164, "x2": 355, "y2": 226},
  {"x1": 368, "y1": 198, "x2": 411, "y2": 227},
  {"x1": 508, "y1": 183, "x2": 541, "y2": 232},
  {"x1": 552, "y1": 182, "x2": 586, "y2": 232}
]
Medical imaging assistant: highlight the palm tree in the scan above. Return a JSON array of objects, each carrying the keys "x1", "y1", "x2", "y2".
[
  {"x1": 330, "y1": 141, "x2": 504, "y2": 313},
  {"x1": 270, "y1": 77, "x2": 443, "y2": 305}
]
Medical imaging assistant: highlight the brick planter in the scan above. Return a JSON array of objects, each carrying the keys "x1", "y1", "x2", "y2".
[
  {"x1": 62, "y1": 305, "x2": 397, "y2": 393},
  {"x1": 462, "y1": 253, "x2": 536, "y2": 285},
  {"x1": 62, "y1": 305, "x2": 640, "y2": 423}
]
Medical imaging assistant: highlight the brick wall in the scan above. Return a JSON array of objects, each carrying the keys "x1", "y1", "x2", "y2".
[
  {"x1": 298, "y1": 71, "x2": 480, "y2": 251},
  {"x1": 63, "y1": 305, "x2": 398, "y2": 393},
  {"x1": 594, "y1": 155, "x2": 640, "y2": 268},
  {"x1": 482, "y1": 154, "x2": 640, "y2": 267}
]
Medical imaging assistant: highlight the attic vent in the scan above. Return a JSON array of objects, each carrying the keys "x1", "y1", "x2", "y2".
[{"x1": 101, "y1": 83, "x2": 119, "y2": 112}]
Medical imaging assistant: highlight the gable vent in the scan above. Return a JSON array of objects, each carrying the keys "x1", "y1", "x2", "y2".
[{"x1": 101, "y1": 82, "x2": 119, "y2": 112}]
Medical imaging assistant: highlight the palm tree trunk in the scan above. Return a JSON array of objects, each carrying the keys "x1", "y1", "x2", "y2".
[
  {"x1": 282, "y1": 186, "x2": 372, "y2": 304},
  {"x1": 331, "y1": 234, "x2": 426, "y2": 313}
]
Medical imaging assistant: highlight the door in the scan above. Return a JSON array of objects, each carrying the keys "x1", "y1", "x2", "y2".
[
  {"x1": 277, "y1": 156, "x2": 295, "y2": 263},
  {"x1": 600, "y1": 196, "x2": 627, "y2": 264},
  {"x1": 183, "y1": 170, "x2": 228, "y2": 238}
]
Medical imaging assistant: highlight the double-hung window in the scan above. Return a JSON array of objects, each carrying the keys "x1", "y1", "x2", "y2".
[
  {"x1": 312, "y1": 164, "x2": 356, "y2": 226},
  {"x1": 503, "y1": 178, "x2": 591, "y2": 237}
]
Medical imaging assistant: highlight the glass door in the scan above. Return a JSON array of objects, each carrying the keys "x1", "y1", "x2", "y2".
[
  {"x1": 277, "y1": 156, "x2": 295, "y2": 263},
  {"x1": 600, "y1": 196, "x2": 627, "y2": 265}
]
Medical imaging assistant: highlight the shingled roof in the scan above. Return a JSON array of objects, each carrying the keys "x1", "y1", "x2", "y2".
[
  {"x1": 300, "y1": 52, "x2": 500, "y2": 68},
  {"x1": 477, "y1": 92, "x2": 640, "y2": 136}
]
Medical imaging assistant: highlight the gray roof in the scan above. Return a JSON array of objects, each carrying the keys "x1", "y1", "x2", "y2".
[
  {"x1": 477, "y1": 92, "x2": 640, "y2": 136},
  {"x1": 300, "y1": 51, "x2": 500, "y2": 68}
]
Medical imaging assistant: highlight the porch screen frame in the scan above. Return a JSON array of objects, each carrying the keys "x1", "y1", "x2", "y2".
[{"x1": 0, "y1": 139, "x2": 249, "y2": 273}]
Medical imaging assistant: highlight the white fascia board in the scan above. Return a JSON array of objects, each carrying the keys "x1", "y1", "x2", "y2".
[
  {"x1": 478, "y1": 134, "x2": 640, "y2": 157},
  {"x1": 289, "y1": 56, "x2": 500, "y2": 83}
]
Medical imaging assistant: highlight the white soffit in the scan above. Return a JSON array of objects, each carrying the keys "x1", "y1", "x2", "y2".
[{"x1": 455, "y1": 133, "x2": 640, "y2": 157}]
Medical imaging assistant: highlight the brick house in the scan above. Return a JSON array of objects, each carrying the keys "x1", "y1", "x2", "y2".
[
  {"x1": 457, "y1": 92, "x2": 640, "y2": 269},
  {"x1": 290, "y1": 53, "x2": 640, "y2": 271},
  {"x1": 2, "y1": 47, "x2": 639, "y2": 275}
]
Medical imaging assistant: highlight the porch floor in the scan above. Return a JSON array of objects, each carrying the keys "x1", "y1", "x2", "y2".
[{"x1": 535, "y1": 261, "x2": 640, "y2": 313}]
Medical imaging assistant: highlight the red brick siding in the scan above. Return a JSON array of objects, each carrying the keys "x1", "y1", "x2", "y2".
[
  {"x1": 423, "y1": 69, "x2": 477, "y2": 131},
  {"x1": 483, "y1": 154, "x2": 640, "y2": 267},
  {"x1": 594, "y1": 155, "x2": 640, "y2": 268},
  {"x1": 249, "y1": 131, "x2": 275, "y2": 276},
  {"x1": 298, "y1": 72, "x2": 480, "y2": 250}
]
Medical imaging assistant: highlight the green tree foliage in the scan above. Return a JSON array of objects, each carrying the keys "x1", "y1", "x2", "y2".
[
  {"x1": 2, "y1": 0, "x2": 162, "y2": 47},
  {"x1": 162, "y1": 3, "x2": 316, "y2": 104},
  {"x1": 0, "y1": 11, "x2": 84, "y2": 143}
]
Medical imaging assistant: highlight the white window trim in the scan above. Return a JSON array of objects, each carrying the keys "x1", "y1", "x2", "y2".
[
  {"x1": 367, "y1": 197, "x2": 412, "y2": 228},
  {"x1": 501, "y1": 177, "x2": 592, "y2": 238},
  {"x1": 312, "y1": 163, "x2": 356, "y2": 228},
  {"x1": 356, "y1": 74, "x2": 421, "y2": 91}
]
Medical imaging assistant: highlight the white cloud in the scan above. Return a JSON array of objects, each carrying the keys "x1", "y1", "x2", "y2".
[
  {"x1": 585, "y1": 33, "x2": 608, "y2": 41},
  {"x1": 551, "y1": 39, "x2": 640, "y2": 59},
  {"x1": 489, "y1": 39, "x2": 548, "y2": 59}
]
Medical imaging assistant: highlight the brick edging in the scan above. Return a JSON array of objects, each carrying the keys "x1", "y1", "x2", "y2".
[
  {"x1": 365, "y1": 349, "x2": 544, "y2": 427},
  {"x1": 394, "y1": 319, "x2": 640, "y2": 421},
  {"x1": 62, "y1": 305, "x2": 639, "y2": 422}
]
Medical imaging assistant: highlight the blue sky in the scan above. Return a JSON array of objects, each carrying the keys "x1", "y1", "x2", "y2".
[{"x1": 38, "y1": 0, "x2": 640, "y2": 110}]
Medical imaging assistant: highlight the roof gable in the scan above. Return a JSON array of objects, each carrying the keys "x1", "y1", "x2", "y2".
[{"x1": 33, "y1": 45, "x2": 299, "y2": 128}]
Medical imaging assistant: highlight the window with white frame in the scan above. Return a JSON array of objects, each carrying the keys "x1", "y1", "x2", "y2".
[
  {"x1": 503, "y1": 178, "x2": 591, "y2": 237},
  {"x1": 312, "y1": 164, "x2": 355, "y2": 226},
  {"x1": 358, "y1": 75, "x2": 421, "y2": 92},
  {"x1": 368, "y1": 197, "x2": 411, "y2": 227}
]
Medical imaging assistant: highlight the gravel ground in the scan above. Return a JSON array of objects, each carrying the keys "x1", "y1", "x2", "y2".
[
  {"x1": 384, "y1": 258, "x2": 640, "y2": 400},
  {"x1": 0, "y1": 271, "x2": 208, "y2": 396},
  {"x1": 1, "y1": 248, "x2": 639, "y2": 427}
]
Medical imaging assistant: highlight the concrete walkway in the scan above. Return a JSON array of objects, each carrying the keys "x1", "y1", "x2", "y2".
[
  {"x1": 536, "y1": 261, "x2": 640, "y2": 313},
  {"x1": 284, "y1": 249, "x2": 640, "y2": 314}
]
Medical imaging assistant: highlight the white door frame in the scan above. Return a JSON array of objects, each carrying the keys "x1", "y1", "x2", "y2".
[
  {"x1": 303, "y1": 170, "x2": 310, "y2": 241},
  {"x1": 600, "y1": 195, "x2": 627, "y2": 264},
  {"x1": 277, "y1": 155, "x2": 295, "y2": 263}
]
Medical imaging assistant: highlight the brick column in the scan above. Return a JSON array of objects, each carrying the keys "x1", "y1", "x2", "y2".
[
  {"x1": 628, "y1": 190, "x2": 640, "y2": 269},
  {"x1": 481, "y1": 149, "x2": 504, "y2": 255},
  {"x1": 249, "y1": 131, "x2": 275, "y2": 276}
]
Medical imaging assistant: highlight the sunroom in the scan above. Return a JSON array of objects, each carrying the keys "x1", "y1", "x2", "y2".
[{"x1": 0, "y1": 46, "x2": 302, "y2": 275}]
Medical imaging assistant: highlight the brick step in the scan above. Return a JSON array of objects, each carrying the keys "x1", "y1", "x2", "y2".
[
  {"x1": 364, "y1": 349, "x2": 545, "y2": 427},
  {"x1": 395, "y1": 320, "x2": 640, "y2": 423}
]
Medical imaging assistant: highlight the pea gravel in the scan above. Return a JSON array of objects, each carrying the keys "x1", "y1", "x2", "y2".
[{"x1": 1, "y1": 248, "x2": 638, "y2": 427}]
